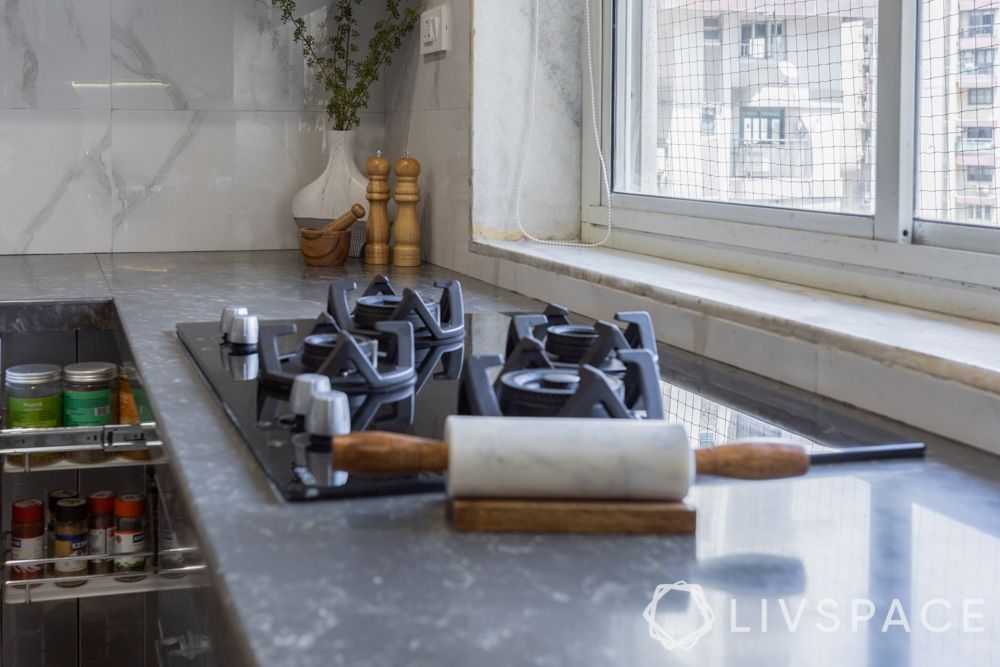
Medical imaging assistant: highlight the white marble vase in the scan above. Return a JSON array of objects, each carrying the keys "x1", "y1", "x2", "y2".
[{"x1": 292, "y1": 130, "x2": 367, "y2": 228}]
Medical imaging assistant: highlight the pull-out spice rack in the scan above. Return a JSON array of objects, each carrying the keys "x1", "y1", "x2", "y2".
[
  {"x1": 0, "y1": 422, "x2": 163, "y2": 472},
  {"x1": 2, "y1": 544, "x2": 206, "y2": 605}
]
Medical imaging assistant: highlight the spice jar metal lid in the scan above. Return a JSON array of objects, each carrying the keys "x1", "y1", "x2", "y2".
[
  {"x1": 12, "y1": 498, "x2": 44, "y2": 523},
  {"x1": 120, "y1": 362, "x2": 139, "y2": 381},
  {"x1": 63, "y1": 362, "x2": 117, "y2": 383},
  {"x1": 5, "y1": 363, "x2": 62, "y2": 385},
  {"x1": 88, "y1": 490, "x2": 115, "y2": 514},
  {"x1": 115, "y1": 494, "x2": 144, "y2": 517},
  {"x1": 48, "y1": 489, "x2": 79, "y2": 511},
  {"x1": 55, "y1": 497, "x2": 88, "y2": 522}
]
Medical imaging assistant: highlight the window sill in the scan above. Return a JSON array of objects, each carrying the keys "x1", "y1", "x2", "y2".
[{"x1": 470, "y1": 238, "x2": 1000, "y2": 455}]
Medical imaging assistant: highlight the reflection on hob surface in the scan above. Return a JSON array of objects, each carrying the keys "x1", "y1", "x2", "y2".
[{"x1": 178, "y1": 310, "x2": 921, "y2": 502}]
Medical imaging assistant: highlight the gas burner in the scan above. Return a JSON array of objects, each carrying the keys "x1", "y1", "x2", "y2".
[
  {"x1": 257, "y1": 320, "x2": 416, "y2": 394},
  {"x1": 327, "y1": 275, "x2": 464, "y2": 345},
  {"x1": 459, "y1": 336, "x2": 664, "y2": 419},
  {"x1": 505, "y1": 304, "x2": 657, "y2": 371}
]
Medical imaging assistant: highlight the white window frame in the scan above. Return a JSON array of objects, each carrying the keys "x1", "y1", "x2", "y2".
[{"x1": 581, "y1": 0, "x2": 1000, "y2": 292}]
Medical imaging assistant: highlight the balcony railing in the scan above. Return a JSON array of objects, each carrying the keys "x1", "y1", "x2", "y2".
[
  {"x1": 961, "y1": 26, "x2": 994, "y2": 38},
  {"x1": 732, "y1": 139, "x2": 812, "y2": 179},
  {"x1": 957, "y1": 138, "x2": 995, "y2": 152}
]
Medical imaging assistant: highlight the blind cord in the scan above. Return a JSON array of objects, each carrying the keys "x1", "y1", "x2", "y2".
[{"x1": 513, "y1": 0, "x2": 613, "y2": 248}]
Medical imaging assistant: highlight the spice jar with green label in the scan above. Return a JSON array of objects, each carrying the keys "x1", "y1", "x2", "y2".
[
  {"x1": 63, "y1": 362, "x2": 118, "y2": 427},
  {"x1": 5, "y1": 364, "x2": 62, "y2": 429},
  {"x1": 114, "y1": 494, "x2": 146, "y2": 582}
]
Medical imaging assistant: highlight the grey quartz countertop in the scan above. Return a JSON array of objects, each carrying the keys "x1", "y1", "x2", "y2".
[{"x1": 3, "y1": 251, "x2": 1000, "y2": 667}]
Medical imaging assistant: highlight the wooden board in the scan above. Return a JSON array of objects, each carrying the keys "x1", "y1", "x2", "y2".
[{"x1": 448, "y1": 498, "x2": 696, "y2": 535}]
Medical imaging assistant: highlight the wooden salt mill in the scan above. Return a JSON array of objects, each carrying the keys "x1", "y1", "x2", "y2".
[
  {"x1": 392, "y1": 154, "x2": 422, "y2": 267},
  {"x1": 365, "y1": 151, "x2": 391, "y2": 265}
]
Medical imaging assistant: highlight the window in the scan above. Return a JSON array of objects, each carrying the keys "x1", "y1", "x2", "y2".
[
  {"x1": 700, "y1": 107, "x2": 716, "y2": 135},
  {"x1": 966, "y1": 166, "x2": 994, "y2": 183},
  {"x1": 961, "y1": 10, "x2": 994, "y2": 38},
  {"x1": 739, "y1": 21, "x2": 784, "y2": 59},
  {"x1": 739, "y1": 108, "x2": 784, "y2": 144},
  {"x1": 968, "y1": 88, "x2": 994, "y2": 105},
  {"x1": 615, "y1": 2, "x2": 874, "y2": 215},
  {"x1": 596, "y1": 0, "x2": 1000, "y2": 293},
  {"x1": 703, "y1": 16, "x2": 720, "y2": 43},
  {"x1": 967, "y1": 204, "x2": 993, "y2": 222},
  {"x1": 960, "y1": 48, "x2": 994, "y2": 74},
  {"x1": 963, "y1": 127, "x2": 993, "y2": 147}
]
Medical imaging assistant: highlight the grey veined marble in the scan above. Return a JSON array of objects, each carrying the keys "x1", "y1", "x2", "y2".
[{"x1": 2, "y1": 251, "x2": 999, "y2": 667}]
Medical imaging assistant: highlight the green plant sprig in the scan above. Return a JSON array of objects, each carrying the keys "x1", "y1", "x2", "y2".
[{"x1": 272, "y1": 0, "x2": 419, "y2": 130}]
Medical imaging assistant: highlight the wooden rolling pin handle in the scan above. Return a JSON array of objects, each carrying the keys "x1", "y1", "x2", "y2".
[
  {"x1": 695, "y1": 442, "x2": 809, "y2": 480},
  {"x1": 332, "y1": 431, "x2": 448, "y2": 474}
]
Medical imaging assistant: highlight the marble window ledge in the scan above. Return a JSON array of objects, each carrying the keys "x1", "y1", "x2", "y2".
[{"x1": 470, "y1": 238, "x2": 1000, "y2": 455}]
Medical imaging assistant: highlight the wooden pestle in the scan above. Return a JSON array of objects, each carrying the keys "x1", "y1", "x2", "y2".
[{"x1": 300, "y1": 204, "x2": 365, "y2": 238}]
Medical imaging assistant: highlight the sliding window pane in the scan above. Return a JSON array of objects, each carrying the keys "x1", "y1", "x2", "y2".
[
  {"x1": 615, "y1": 1, "x2": 878, "y2": 215},
  {"x1": 918, "y1": 1, "x2": 1000, "y2": 227}
]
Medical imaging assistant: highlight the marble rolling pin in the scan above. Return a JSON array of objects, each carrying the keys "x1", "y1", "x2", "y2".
[
  {"x1": 332, "y1": 417, "x2": 810, "y2": 534},
  {"x1": 333, "y1": 417, "x2": 808, "y2": 498}
]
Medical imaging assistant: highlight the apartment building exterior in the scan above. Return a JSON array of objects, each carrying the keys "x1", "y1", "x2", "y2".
[{"x1": 652, "y1": 2, "x2": 877, "y2": 215}]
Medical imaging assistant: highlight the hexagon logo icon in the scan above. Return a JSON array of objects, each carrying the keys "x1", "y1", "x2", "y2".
[{"x1": 643, "y1": 581, "x2": 715, "y2": 651}]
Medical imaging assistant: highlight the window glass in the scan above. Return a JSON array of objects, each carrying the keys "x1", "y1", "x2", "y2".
[
  {"x1": 918, "y1": 1, "x2": 1000, "y2": 226},
  {"x1": 617, "y1": 1, "x2": 878, "y2": 214}
]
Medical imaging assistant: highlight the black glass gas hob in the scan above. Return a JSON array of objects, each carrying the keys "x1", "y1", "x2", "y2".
[{"x1": 177, "y1": 277, "x2": 925, "y2": 502}]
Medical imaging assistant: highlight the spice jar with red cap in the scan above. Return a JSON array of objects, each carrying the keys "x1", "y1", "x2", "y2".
[
  {"x1": 87, "y1": 491, "x2": 115, "y2": 575},
  {"x1": 114, "y1": 494, "x2": 146, "y2": 582},
  {"x1": 10, "y1": 499, "x2": 44, "y2": 583}
]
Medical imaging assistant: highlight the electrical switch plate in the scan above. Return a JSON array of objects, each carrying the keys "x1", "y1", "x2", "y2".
[{"x1": 420, "y1": 4, "x2": 451, "y2": 55}]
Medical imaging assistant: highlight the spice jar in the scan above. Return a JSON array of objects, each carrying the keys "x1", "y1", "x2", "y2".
[
  {"x1": 114, "y1": 494, "x2": 146, "y2": 582},
  {"x1": 53, "y1": 498, "x2": 89, "y2": 587},
  {"x1": 87, "y1": 491, "x2": 115, "y2": 575},
  {"x1": 118, "y1": 363, "x2": 140, "y2": 424},
  {"x1": 63, "y1": 362, "x2": 118, "y2": 427},
  {"x1": 118, "y1": 363, "x2": 153, "y2": 461},
  {"x1": 5, "y1": 364, "x2": 62, "y2": 428},
  {"x1": 47, "y1": 489, "x2": 78, "y2": 557},
  {"x1": 10, "y1": 499, "x2": 45, "y2": 585},
  {"x1": 5, "y1": 364, "x2": 63, "y2": 467}
]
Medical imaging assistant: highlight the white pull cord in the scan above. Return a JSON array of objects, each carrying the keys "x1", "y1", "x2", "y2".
[{"x1": 513, "y1": 0, "x2": 613, "y2": 247}]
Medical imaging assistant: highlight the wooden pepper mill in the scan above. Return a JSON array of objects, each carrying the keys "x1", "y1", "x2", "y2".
[
  {"x1": 392, "y1": 154, "x2": 422, "y2": 267},
  {"x1": 365, "y1": 151, "x2": 391, "y2": 265}
]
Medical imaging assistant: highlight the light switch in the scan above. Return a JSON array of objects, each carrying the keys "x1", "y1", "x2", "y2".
[{"x1": 420, "y1": 4, "x2": 451, "y2": 55}]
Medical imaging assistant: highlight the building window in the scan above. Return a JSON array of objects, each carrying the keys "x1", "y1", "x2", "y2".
[
  {"x1": 968, "y1": 88, "x2": 994, "y2": 105},
  {"x1": 703, "y1": 16, "x2": 721, "y2": 43},
  {"x1": 967, "y1": 204, "x2": 993, "y2": 221},
  {"x1": 701, "y1": 107, "x2": 716, "y2": 135},
  {"x1": 960, "y1": 48, "x2": 995, "y2": 74},
  {"x1": 739, "y1": 108, "x2": 785, "y2": 144},
  {"x1": 965, "y1": 127, "x2": 993, "y2": 143},
  {"x1": 739, "y1": 22, "x2": 783, "y2": 59},
  {"x1": 966, "y1": 166, "x2": 994, "y2": 183},
  {"x1": 961, "y1": 10, "x2": 994, "y2": 38}
]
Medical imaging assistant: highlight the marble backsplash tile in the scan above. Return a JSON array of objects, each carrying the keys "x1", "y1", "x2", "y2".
[
  {"x1": 0, "y1": 109, "x2": 112, "y2": 254},
  {"x1": 0, "y1": 0, "x2": 111, "y2": 110},
  {"x1": 111, "y1": 109, "x2": 383, "y2": 252},
  {"x1": 1, "y1": 0, "x2": 390, "y2": 254}
]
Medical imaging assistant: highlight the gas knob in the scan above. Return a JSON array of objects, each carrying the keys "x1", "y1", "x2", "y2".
[
  {"x1": 228, "y1": 314, "x2": 259, "y2": 349},
  {"x1": 290, "y1": 374, "x2": 332, "y2": 421},
  {"x1": 305, "y1": 390, "x2": 351, "y2": 438},
  {"x1": 220, "y1": 306, "x2": 249, "y2": 339}
]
